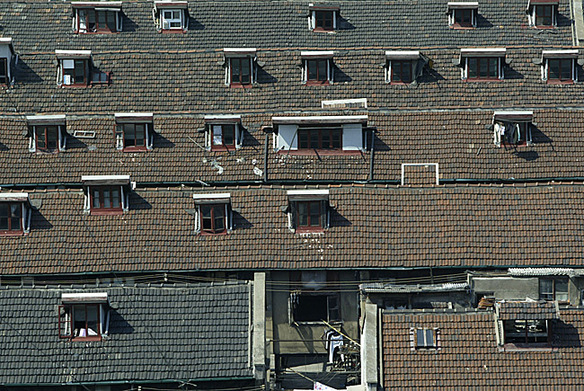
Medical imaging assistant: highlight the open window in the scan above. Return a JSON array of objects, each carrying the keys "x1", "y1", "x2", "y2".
[
  {"x1": 273, "y1": 115, "x2": 367, "y2": 155},
  {"x1": 204, "y1": 115, "x2": 243, "y2": 151},
  {"x1": 55, "y1": 50, "x2": 91, "y2": 87},
  {"x1": 72, "y1": 2, "x2": 122, "y2": 33},
  {"x1": 447, "y1": 2, "x2": 478, "y2": 28},
  {"x1": 193, "y1": 193, "x2": 233, "y2": 235},
  {"x1": 114, "y1": 113, "x2": 154, "y2": 151},
  {"x1": 459, "y1": 48, "x2": 506, "y2": 81},
  {"x1": 301, "y1": 51, "x2": 334, "y2": 85},
  {"x1": 154, "y1": 1, "x2": 189, "y2": 32},
  {"x1": 495, "y1": 300, "x2": 558, "y2": 348},
  {"x1": 0, "y1": 193, "x2": 31, "y2": 236},
  {"x1": 492, "y1": 111, "x2": 533, "y2": 147},
  {"x1": 527, "y1": 0, "x2": 558, "y2": 28},
  {"x1": 285, "y1": 190, "x2": 330, "y2": 233},
  {"x1": 289, "y1": 271, "x2": 340, "y2": 324},
  {"x1": 385, "y1": 51, "x2": 428, "y2": 84},
  {"x1": 223, "y1": 48, "x2": 256, "y2": 88},
  {"x1": 59, "y1": 292, "x2": 108, "y2": 341},
  {"x1": 26, "y1": 115, "x2": 67, "y2": 153},
  {"x1": 540, "y1": 50, "x2": 577, "y2": 84},
  {"x1": 0, "y1": 38, "x2": 15, "y2": 85},
  {"x1": 540, "y1": 278, "x2": 569, "y2": 303},
  {"x1": 308, "y1": 4, "x2": 338, "y2": 31},
  {"x1": 82, "y1": 175, "x2": 131, "y2": 215}
]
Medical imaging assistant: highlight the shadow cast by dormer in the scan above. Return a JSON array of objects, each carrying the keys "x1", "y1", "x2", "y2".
[
  {"x1": 0, "y1": 142, "x2": 8, "y2": 152},
  {"x1": 154, "y1": 133, "x2": 175, "y2": 149},
  {"x1": 14, "y1": 60, "x2": 43, "y2": 84},
  {"x1": 233, "y1": 210, "x2": 254, "y2": 229},
  {"x1": 108, "y1": 308, "x2": 135, "y2": 335},
  {"x1": 129, "y1": 192, "x2": 153, "y2": 211},
  {"x1": 330, "y1": 207, "x2": 352, "y2": 228},
  {"x1": 337, "y1": 16, "x2": 355, "y2": 30},
  {"x1": 31, "y1": 208, "x2": 54, "y2": 231},
  {"x1": 188, "y1": 18, "x2": 205, "y2": 31},
  {"x1": 373, "y1": 133, "x2": 391, "y2": 152},
  {"x1": 256, "y1": 66, "x2": 278, "y2": 84},
  {"x1": 475, "y1": 14, "x2": 493, "y2": 29},
  {"x1": 552, "y1": 319, "x2": 582, "y2": 347},
  {"x1": 504, "y1": 64, "x2": 524, "y2": 80},
  {"x1": 530, "y1": 124, "x2": 553, "y2": 144},
  {"x1": 333, "y1": 66, "x2": 352, "y2": 83},
  {"x1": 556, "y1": 13, "x2": 572, "y2": 28},
  {"x1": 242, "y1": 128, "x2": 262, "y2": 147},
  {"x1": 120, "y1": 13, "x2": 138, "y2": 33}
]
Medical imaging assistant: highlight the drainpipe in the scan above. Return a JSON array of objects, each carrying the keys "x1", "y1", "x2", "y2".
[
  {"x1": 261, "y1": 126, "x2": 273, "y2": 184},
  {"x1": 368, "y1": 128, "x2": 376, "y2": 182}
]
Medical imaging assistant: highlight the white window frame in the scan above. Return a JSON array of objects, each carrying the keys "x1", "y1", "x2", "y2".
[
  {"x1": 192, "y1": 193, "x2": 233, "y2": 234},
  {"x1": 447, "y1": 3, "x2": 478, "y2": 28},
  {"x1": 528, "y1": 3, "x2": 557, "y2": 27},
  {"x1": 492, "y1": 111, "x2": 533, "y2": 147},
  {"x1": 26, "y1": 115, "x2": 67, "y2": 153},
  {"x1": 301, "y1": 51, "x2": 335, "y2": 84},
  {"x1": 74, "y1": 6, "x2": 122, "y2": 34},
  {"x1": 308, "y1": 9, "x2": 337, "y2": 31},
  {"x1": 161, "y1": 9, "x2": 183, "y2": 30},
  {"x1": 114, "y1": 113, "x2": 154, "y2": 151},
  {"x1": 81, "y1": 175, "x2": 131, "y2": 214}
]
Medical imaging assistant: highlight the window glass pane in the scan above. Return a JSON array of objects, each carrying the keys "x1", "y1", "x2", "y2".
[
  {"x1": 87, "y1": 10, "x2": 96, "y2": 30},
  {"x1": 308, "y1": 60, "x2": 317, "y2": 80},
  {"x1": 416, "y1": 329, "x2": 425, "y2": 346},
  {"x1": 93, "y1": 190, "x2": 100, "y2": 208},
  {"x1": 124, "y1": 124, "x2": 135, "y2": 146},
  {"x1": 331, "y1": 129, "x2": 342, "y2": 148},
  {"x1": 213, "y1": 206, "x2": 225, "y2": 231},
  {"x1": 0, "y1": 58, "x2": 7, "y2": 84},
  {"x1": 318, "y1": 60, "x2": 327, "y2": 81},
  {"x1": 479, "y1": 58, "x2": 488, "y2": 78},
  {"x1": 35, "y1": 127, "x2": 46, "y2": 149},
  {"x1": 425, "y1": 329, "x2": 434, "y2": 346},
  {"x1": 241, "y1": 59, "x2": 251, "y2": 84},
  {"x1": 103, "y1": 190, "x2": 111, "y2": 208},
  {"x1": 111, "y1": 188, "x2": 120, "y2": 208},
  {"x1": 560, "y1": 60, "x2": 572, "y2": 80},
  {"x1": 222, "y1": 125, "x2": 235, "y2": 145},
  {"x1": 74, "y1": 60, "x2": 85, "y2": 83},
  {"x1": 402, "y1": 62, "x2": 412, "y2": 82},
  {"x1": 310, "y1": 130, "x2": 319, "y2": 149},
  {"x1": 549, "y1": 59, "x2": 560, "y2": 79},
  {"x1": 556, "y1": 279, "x2": 569, "y2": 301},
  {"x1": 540, "y1": 279, "x2": 554, "y2": 300},
  {"x1": 73, "y1": 305, "x2": 86, "y2": 336},
  {"x1": 212, "y1": 125, "x2": 223, "y2": 145},
  {"x1": 321, "y1": 130, "x2": 330, "y2": 148},
  {"x1": 298, "y1": 130, "x2": 309, "y2": 149},
  {"x1": 107, "y1": 11, "x2": 116, "y2": 31},
  {"x1": 468, "y1": 58, "x2": 477, "y2": 78},
  {"x1": 97, "y1": 11, "x2": 107, "y2": 28},
  {"x1": 232, "y1": 59, "x2": 241, "y2": 81},
  {"x1": 298, "y1": 202, "x2": 308, "y2": 226},
  {"x1": 310, "y1": 201, "x2": 321, "y2": 226},
  {"x1": 0, "y1": 204, "x2": 8, "y2": 230},
  {"x1": 488, "y1": 58, "x2": 498, "y2": 78},
  {"x1": 47, "y1": 126, "x2": 58, "y2": 150},
  {"x1": 135, "y1": 124, "x2": 145, "y2": 146},
  {"x1": 201, "y1": 206, "x2": 212, "y2": 230},
  {"x1": 87, "y1": 305, "x2": 99, "y2": 336}
]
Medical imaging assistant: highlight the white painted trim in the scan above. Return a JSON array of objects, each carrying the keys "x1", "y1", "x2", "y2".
[
  {"x1": 62, "y1": 292, "x2": 108, "y2": 304},
  {"x1": 542, "y1": 49, "x2": 579, "y2": 58},
  {"x1": 192, "y1": 193, "x2": 231, "y2": 200},
  {"x1": 272, "y1": 115, "x2": 367, "y2": 124},
  {"x1": 301, "y1": 51, "x2": 334, "y2": 58},
  {"x1": 287, "y1": 189, "x2": 330, "y2": 197},
  {"x1": 0, "y1": 38, "x2": 12, "y2": 45},
  {"x1": 460, "y1": 48, "x2": 506, "y2": 57},
  {"x1": 385, "y1": 50, "x2": 420, "y2": 60},
  {"x1": 204, "y1": 114, "x2": 242, "y2": 121},
  {"x1": 115, "y1": 113, "x2": 154, "y2": 119},
  {"x1": 55, "y1": 50, "x2": 92, "y2": 59},
  {"x1": 71, "y1": 1, "x2": 122, "y2": 9},
  {"x1": 321, "y1": 98, "x2": 368, "y2": 109},
  {"x1": 26, "y1": 115, "x2": 66, "y2": 125},
  {"x1": 224, "y1": 48, "x2": 257, "y2": 56},
  {"x1": 81, "y1": 175, "x2": 131, "y2": 185},
  {"x1": 493, "y1": 110, "x2": 534, "y2": 117},
  {"x1": 0, "y1": 193, "x2": 29, "y2": 201},
  {"x1": 447, "y1": 1, "x2": 479, "y2": 9}
]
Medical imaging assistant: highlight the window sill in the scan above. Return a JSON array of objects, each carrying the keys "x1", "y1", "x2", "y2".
[
  {"x1": 36, "y1": 149, "x2": 60, "y2": 154},
  {"x1": 546, "y1": 79, "x2": 574, "y2": 85},
  {"x1": 90, "y1": 209, "x2": 123, "y2": 216},
  {"x1": 199, "y1": 230, "x2": 228, "y2": 236},
  {"x1": 534, "y1": 25, "x2": 555, "y2": 29},
  {"x1": 123, "y1": 146, "x2": 148, "y2": 152},
  {"x1": 293, "y1": 320, "x2": 342, "y2": 326},
  {"x1": 451, "y1": 24, "x2": 475, "y2": 29},
  {"x1": 61, "y1": 84, "x2": 88, "y2": 88},
  {"x1": 501, "y1": 141, "x2": 530, "y2": 148},
  {"x1": 305, "y1": 81, "x2": 330, "y2": 86},
  {"x1": 390, "y1": 81, "x2": 413, "y2": 85},
  {"x1": 0, "y1": 230, "x2": 24, "y2": 237},
  {"x1": 72, "y1": 336, "x2": 102, "y2": 342},
  {"x1": 296, "y1": 227, "x2": 325, "y2": 234},
  {"x1": 500, "y1": 343, "x2": 554, "y2": 352},
  {"x1": 78, "y1": 31, "x2": 119, "y2": 34},
  {"x1": 230, "y1": 83, "x2": 252, "y2": 89},
  {"x1": 211, "y1": 145, "x2": 236, "y2": 152},
  {"x1": 312, "y1": 28, "x2": 335, "y2": 33},
  {"x1": 161, "y1": 29, "x2": 187, "y2": 34},
  {"x1": 465, "y1": 78, "x2": 503, "y2": 82},
  {"x1": 277, "y1": 149, "x2": 362, "y2": 156}
]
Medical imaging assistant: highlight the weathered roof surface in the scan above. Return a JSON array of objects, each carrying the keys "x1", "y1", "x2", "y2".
[
  {"x1": 0, "y1": 0, "x2": 573, "y2": 53},
  {"x1": 497, "y1": 300, "x2": 559, "y2": 320},
  {"x1": 382, "y1": 309, "x2": 584, "y2": 389},
  {"x1": 0, "y1": 283, "x2": 253, "y2": 385},
  {"x1": 2, "y1": 109, "x2": 584, "y2": 186},
  {"x1": 2, "y1": 184, "x2": 584, "y2": 275}
]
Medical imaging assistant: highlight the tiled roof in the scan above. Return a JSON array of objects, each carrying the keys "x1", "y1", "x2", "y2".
[
  {"x1": 0, "y1": 283, "x2": 253, "y2": 385},
  {"x1": 497, "y1": 300, "x2": 559, "y2": 320},
  {"x1": 0, "y1": 1, "x2": 572, "y2": 54},
  {"x1": 2, "y1": 184, "x2": 584, "y2": 274},
  {"x1": 3, "y1": 109, "x2": 584, "y2": 186},
  {"x1": 382, "y1": 309, "x2": 584, "y2": 389}
]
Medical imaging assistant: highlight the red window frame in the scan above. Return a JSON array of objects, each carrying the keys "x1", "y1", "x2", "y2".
[
  {"x1": 0, "y1": 57, "x2": 7, "y2": 85},
  {"x1": 121, "y1": 123, "x2": 147, "y2": 151},
  {"x1": 295, "y1": 200, "x2": 325, "y2": 232},
  {"x1": 62, "y1": 59, "x2": 88, "y2": 87},
  {"x1": 467, "y1": 57, "x2": 500, "y2": 81},
  {"x1": 78, "y1": 9, "x2": 117, "y2": 33},
  {"x1": 391, "y1": 60, "x2": 413, "y2": 84},
  {"x1": 453, "y1": 9, "x2": 474, "y2": 28},
  {"x1": 90, "y1": 186, "x2": 123, "y2": 215},
  {"x1": 298, "y1": 126, "x2": 342, "y2": 150},
  {"x1": 59, "y1": 304, "x2": 102, "y2": 341},
  {"x1": 306, "y1": 59, "x2": 330, "y2": 85},
  {"x1": 200, "y1": 204, "x2": 227, "y2": 235},
  {"x1": 230, "y1": 57, "x2": 252, "y2": 88},
  {"x1": 0, "y1": 202, "x2": 23, "y2": 236},
  {"x1": 35, "y1": 125, "x2": 59, "y2": 153},
  {"x1": 211, "y1": 124, "x2": 236, "y2": 151},
  {"x1": 535, "y1": 5, "x2": 554, "y2": 27},
  {"x1": 547, "y1": 58, "x2": 573, "y2": 84},
  {"x1": 314, "y1": 10, "x2": 334, "y2": 31}
]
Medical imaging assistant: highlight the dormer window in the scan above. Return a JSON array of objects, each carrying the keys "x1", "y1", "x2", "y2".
[
  {"x1": 193, "y1": 193, "x2": 233, "y2": 235},
  {"x1": 59, "y1": 292, "x2": 108, "y2": 341},
  {"x1": 301, "y1": 51, "x2": 334, "y2": 85},
  {"x1": 493, "y1": 111, "x2": 533, "y2": 147},
  {"x1": 0, "y1": 38, "x2": 15, "y2": 85},
  {"x1": 308, "y1": 4, "x2": 338, "y2": 31},
  {"x1": 460, "y1": 48, "x2": 506, "y2": 81},
  {"x1": 72, "y1": 2, "x2": 122, "y2": 34},
  {"x1": 286, "y1": 190, "x2": 330, "y2": 233},
  {"x1": 55, "y1": 50, "x2": 92, "y2": 87},
  {"x1": 541, "y1": 50, "x2": 577, "y2": 84},
  {"x1": 82, "y1": 175, "x2": 131, "y2": 215},
  {"x1": 223, "y1": 48, "x2": 256, "y2": 88},
  {"x1": 273, "y1": 115, "x2": 367, "y2": 155},
  {"x1": 447, "y1": 2, "x2": 478, "y2": 28},
  {"x1": 114, "y1": 113, "x2": 154, "y2": 151},
  {"x1": 0, "y1": 193, "x2": 31, "y2": 236},
  {"x1": 154, "y1": 1, "x2": 188, "y2": 32},
  {"x1": 204, "y1": 115, "x2": 243, "y2": 151},
  {"x1": 495, "y1": 301, "x2": 558, "y2": 348},
  {"x1": 527, "y1": 0, "x2": 558, "y2": 28},
  {"x1": 26, "y1": 115, "x2": 67, "y2": 153},
  {"x1": 385, "y1": 51, "x2": 421, "y2": 84}
]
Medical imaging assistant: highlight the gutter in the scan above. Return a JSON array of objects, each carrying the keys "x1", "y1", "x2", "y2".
[{"x1": 1, "y1": 376, "x2": 255, "y2": 387}]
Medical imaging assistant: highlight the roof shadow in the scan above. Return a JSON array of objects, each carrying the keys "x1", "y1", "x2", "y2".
[
  {"x1": 121, "y1": 13, "x2": 138, "y2": 32},
  {"x1": 65, "y1": 136, "x2": 89, "y2": 150},
  {"x1": 514, "y1": 150, "x2": 539, "y2": 161},
  {"x1": 14, "y1": 60, "x2": 43, "y2": 84},
  {"x1": 373, "y1": 133, "x2": 390, "y2": 152},
  {"x1": 504, "y1": 63, "x2": 524, "y2": 80},
  {"x1": 556, "y1": 12, "x2": 572, "y2": 28},
  {"x1": 129, "y1": 192, "x2": 153, "y2": 211},
  {"x1": 108, "y1": 308, "x2": 135, "y2": 335},
  {"x1": 553, "y1": 319, "x2": 582, "y2": 347},
  {"x1": 233, "y1": 210, "x2": 253, "y2": 229},
  {"x1": 154, "y1": 133, "x2": 175, "y2": 149},
  {"x1": 257, "y1": 66, "x2": 278, "y2": 84},
  {"x1": 531, "y1": 124, "x2": 553, "y2": 144},
  {"x1": 334, "y1": 65, "x2": 352, "y2": 83},
  {"x1": 0, "y1": 142, "x2": 8, "y2": 152},
  {"x1": 421, "y1": 67, "x2": 445, "y2": 83},
  {"x1": 475, "y1": 14, "x2": 493, "y2": 28},
  {"x1": 188, "y1": 17, "x2": 205, "y2": 31},
  {"x1": 31, "y1": 208, "x2": 54, "y2": 231},
  {"x1": 242, "y1": 128, "x2": 262, "y2": 147},
  {"x1": 338, "y1": 16, "x2": 355, "y2": 30},
  {"x1": 330, "y1": 207, "x2": 352, "y2": 227}
]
